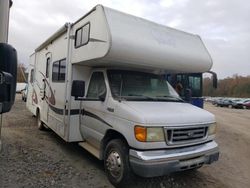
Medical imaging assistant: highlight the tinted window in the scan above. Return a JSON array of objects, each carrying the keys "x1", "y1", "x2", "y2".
[
  {"x1": 86, "y1": 72, "x2": 106, "y2": 100},
  {"x1": 52, "y1": 59, "x2": 66, "y2": 82},
  {"x1": 30, "y1": 69, "x2": 34, "y2": 83},
  {"x1": 75, "y1": 23, "x2": 90, "y2": 48},
  {"x1": 81, "y1": 24, "x2": 90, "y2": 45},
  {"x1": 107, "y1": 70, "x2": 179, "y2": 101},
  {"x1": 46, "y1": 57, "x2": 50, "y2": 78},
  {"x1": 188, "y1": 75, "x2": 202, "y2": 97},
  {"x1": 59, "y1": 59, "x2": 66, "y2": 81},
  {"x1": 52, "y1": 61, "x2": 59, "y2": 81},
  {"x1": 75, "y1": 29, "x2": 82, "y2": 47}
]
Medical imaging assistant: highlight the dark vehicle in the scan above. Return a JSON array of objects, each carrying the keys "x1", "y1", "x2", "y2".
[{"x1": 243, "y1": 101, "x2": 250, "y2": 109}]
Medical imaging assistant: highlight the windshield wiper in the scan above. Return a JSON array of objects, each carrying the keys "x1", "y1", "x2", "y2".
[
  {"x1": 124, "y1": 94, "x2": 156, "y2": 101},
  {"x1": 156, "y1": 95, "x2": 184, "y2": 102},
  {"x1": 118, "y1": 94, "x2": 183, "y2": 102}
]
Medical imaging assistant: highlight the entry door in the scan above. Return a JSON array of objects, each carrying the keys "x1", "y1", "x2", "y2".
[
  {"x1": 80, "y1": 72, "x2": 109, "y2": 148},
  {"x1": 41, "y1": 53, "x2": 52, "y2": 123}
]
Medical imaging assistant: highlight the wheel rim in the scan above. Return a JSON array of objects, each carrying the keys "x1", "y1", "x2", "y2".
[{"x1": 106, "y1": 150, "x2": 123, "y2": 179}]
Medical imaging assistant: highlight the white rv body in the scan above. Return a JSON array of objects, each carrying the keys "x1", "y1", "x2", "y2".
[{"x1": 27, "y1": 5, "x2": 219, "y2": 186}]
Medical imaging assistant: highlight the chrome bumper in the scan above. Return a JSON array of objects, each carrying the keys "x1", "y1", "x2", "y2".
[{"x1": 129, "y1": 141, "x2": 219, "y2": 177}]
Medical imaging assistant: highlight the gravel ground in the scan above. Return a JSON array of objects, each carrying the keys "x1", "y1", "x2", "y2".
[{"x1": 0, "y1": 95, "x2": 250, "y2": 188}]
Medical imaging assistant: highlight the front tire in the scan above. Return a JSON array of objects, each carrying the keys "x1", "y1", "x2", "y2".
[{"x1": 104, "y1": 139, "x2": 134, "y2": 187}]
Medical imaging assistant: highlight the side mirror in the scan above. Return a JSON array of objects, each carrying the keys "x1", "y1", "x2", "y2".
[
  {"x1": 71, "y1": 80, "x2": 85, "y2": 100},
  {"x1": 0, "y1": 43, "x2": 17, "y2": 114}
]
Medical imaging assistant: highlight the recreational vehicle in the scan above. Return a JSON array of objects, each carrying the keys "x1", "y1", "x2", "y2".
[{"x1": 27, "y1": 5, "x2": 219, "y2": 187}]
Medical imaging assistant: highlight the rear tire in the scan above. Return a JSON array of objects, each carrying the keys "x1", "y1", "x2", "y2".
[
  {"x1": 104, "y1": 139, "x2": 134, "y2": 188},
  {"x1": 37, "y1": 111, "x2": 45, "y2": 130}
]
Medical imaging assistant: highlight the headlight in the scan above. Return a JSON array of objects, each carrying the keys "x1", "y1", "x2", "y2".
[
  {"x1": 208, "y1": 123, "x2": 217, "y2": 135},
  {"x1": 134, "y1": 126, "x2": 165, "y2": 142}
]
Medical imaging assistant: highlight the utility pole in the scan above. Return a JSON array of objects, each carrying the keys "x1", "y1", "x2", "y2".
[{"x1": 0, "y1": 0, "x2": 13, "y2": 151}]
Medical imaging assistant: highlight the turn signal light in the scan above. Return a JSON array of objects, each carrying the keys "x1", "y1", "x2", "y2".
[{"x1": 134, "y1": 126, "x2": 147, "y2": 142}]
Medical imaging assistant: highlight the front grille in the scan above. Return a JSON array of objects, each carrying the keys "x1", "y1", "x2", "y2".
[{"x1": 165, "y1": 126, "x2": 208, "y2": 145}]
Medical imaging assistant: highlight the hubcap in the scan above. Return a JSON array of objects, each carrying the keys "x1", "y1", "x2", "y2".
[{"x1": 106, "y1": 151, "x2": 122, "y2": 178}]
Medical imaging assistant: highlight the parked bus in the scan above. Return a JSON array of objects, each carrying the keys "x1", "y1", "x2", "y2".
[{"x1": 167, "y1": 71, "x2": 217, "y2": 108}]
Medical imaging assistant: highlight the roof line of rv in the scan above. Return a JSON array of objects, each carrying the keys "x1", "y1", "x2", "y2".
[
  {"x1": 35, "y1": 23, "x2": 70, "y2": 52},
  {"x1": 34, "y1": 4, "x2": 202, "y2": 54},
  {"x1": 35, "y1": 5, "x2": 99, "y2": 52}
]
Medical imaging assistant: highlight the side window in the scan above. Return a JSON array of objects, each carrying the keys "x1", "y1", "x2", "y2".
[
  {"x1": 75, "y1": 23, "x2": 90, "y2": 48},
  {"x1": 59, "y1": 59, "x2": 66, "y2": 81},
  {"x1": 46, "y1": 57, "x2": 50, "y2": 78},
  {"x1": 52, "y1": 61, "x2": 59, "y2": 81},
  {"x1": 86, "y1": 72, "x2": 106, "y2": 100},
  {"x1": 30, "y1": 69, "x2": 34, "y2": 83},
  {"x1": 52, "y1": 59, "x2": 66, "y2": 82},
  {"x1": 75, "y1": 29, "x2": 82, "y2": 47},
  {"x1": 188, "y1": 75, "x2": 202, "y2": 97}
]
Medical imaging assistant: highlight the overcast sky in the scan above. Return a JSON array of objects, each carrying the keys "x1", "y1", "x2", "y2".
[{"x1": 8, "y1": 0, "x2": 250, "y2": 78}]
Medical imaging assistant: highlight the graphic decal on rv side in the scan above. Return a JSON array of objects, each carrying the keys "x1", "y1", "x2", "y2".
[
  {"x1": 37, "y1": 72, "x2": 112, "y2": 127},
  {"x1": 48, "y1": 105, "x2": 81, "y2": 115},
  {"x1": 82, "y1": 110, "x2": 113, "y2": 128},
  {"x1": 39, "y1": 72, "x2": 56, "y2": 105},
  {"x1": 32, "y1": 89, "x2": 38, "y2": 104}
]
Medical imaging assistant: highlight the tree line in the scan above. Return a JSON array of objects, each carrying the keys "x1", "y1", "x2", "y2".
[{"x1": 203, "y1": 75, "x2": 250, "y2": 98}]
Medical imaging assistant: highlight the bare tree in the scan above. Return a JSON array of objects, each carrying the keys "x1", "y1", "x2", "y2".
[{"x1": 17, "y1": 63, "x2": 27, "y2": 82}]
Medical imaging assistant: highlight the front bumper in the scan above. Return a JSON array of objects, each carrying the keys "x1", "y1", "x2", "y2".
[{"x1": 129, "y1": 141, "x2": 219, "y2": 177}]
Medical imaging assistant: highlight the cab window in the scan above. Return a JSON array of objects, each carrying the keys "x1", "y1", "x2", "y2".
[{"x1": 86, "y1": 72, "x2": 106, "y2": 100}]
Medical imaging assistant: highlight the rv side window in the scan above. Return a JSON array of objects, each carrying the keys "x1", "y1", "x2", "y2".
[
  {"x1": 86, "y1": 72, "x2": 106, "y2": 100},
  {"x1": 75, "y1": 29, "x2": 82, "y2": 47},
  {"x1": 75, "y1": 23, "x2": 90, "y2": 48},
  {"x1": 59, "y1": 59, "x2": 66, "y2": 81},
  {"x1": 52, "y1": 61, "x2": 59, "y2": 81},
  {"x1": 30, "y1": 69, "x2": 34, "y2": 83},
  {"x1": 52, "y1": 59, "x2": 66, "y2": 82},
  {"x1": 46, "y1": 57, "x2": 50, "y2": 78}
]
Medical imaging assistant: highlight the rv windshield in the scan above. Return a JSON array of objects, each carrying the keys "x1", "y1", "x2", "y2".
[{"x1": 107, "y1": 70, "x2": 182, "y2": 102}]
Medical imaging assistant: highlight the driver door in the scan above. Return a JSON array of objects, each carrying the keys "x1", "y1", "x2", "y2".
[{"x1": 80, "y1": 71, "x2": 109, "y2": 148}]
